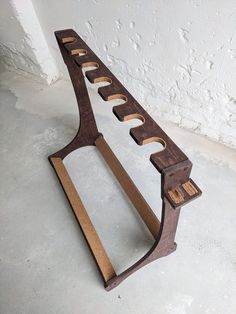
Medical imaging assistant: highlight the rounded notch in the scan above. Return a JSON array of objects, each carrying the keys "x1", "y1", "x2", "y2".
[
  {"x1": 62, "y1": 37, "x2": 77, "y2": 44},
  {"x1": 81, "y1": 61, "x2": 99, "y2": 69},
  {"x1": 71, "y1": 48, "x2": 87, "y2": 56},
  {"x1": 93, "y1": 76, "x2": 112, "y2": 84},
  {"x1": 123, "y1": 113, "x2": 145, "y2": 123},
  {"x1": 107, "y1": 94, "x2": 128, "y2": 102},
  {"x1": 142, "y1": 136, "x2": 166, "y2": 151}
]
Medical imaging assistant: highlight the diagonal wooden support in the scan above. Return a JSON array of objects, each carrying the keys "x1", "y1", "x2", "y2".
[{"x1": 49, "y1": 29, "x2": 202, "y2": 291}]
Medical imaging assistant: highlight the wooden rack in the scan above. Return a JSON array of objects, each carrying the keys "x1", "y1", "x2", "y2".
[{"x1": 49, "y1": 29, "x2": 202, "y2": 291}]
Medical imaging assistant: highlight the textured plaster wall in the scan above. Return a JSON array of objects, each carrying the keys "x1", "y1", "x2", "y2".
[
  {"x1": 31, "y1": 0, "x2": 236, "y2": 149},
  {"x1": 3, "y1": 0, "x2": 236, "y2": 148},
  {"x1": 0, "y1": 0, "x2": 59, "y2": 84}
]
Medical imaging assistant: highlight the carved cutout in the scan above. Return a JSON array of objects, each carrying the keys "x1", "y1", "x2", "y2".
[
  {"x1": 62, "y1": 37, "x2": 77, "y2": 44},
  {"x1": 82, "y1": 62, "x2": 99, "y2": 69},
  {"x1": 182, "y1": 181, "x2": 198, "y2": 196},
  {"x1": 168, "y1": 188, "x2": 184, "y2": 204},
  {"x1": 123, "y1": 114, "x2": 145, "y2": 123},
  {"x1": 71, "y1": 48, "x2": 87, "y2": 56},
  {"x1": 93, "y1": 77, "x2": 112, "y2": 84},
  {"x1": 142, "y1": 136, "x2": 166, "y2": 150},
  {"x1": 107, "y1": 94, "x2": 128, "y2": 102}
]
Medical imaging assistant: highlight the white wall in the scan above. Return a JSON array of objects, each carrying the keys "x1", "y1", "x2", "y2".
[
  {"x1": 0, "y1": 0, "x2": 59, "y2": 84},
  {"x1": 2, "y1": 0, "x2": 236, "y2": 148}
]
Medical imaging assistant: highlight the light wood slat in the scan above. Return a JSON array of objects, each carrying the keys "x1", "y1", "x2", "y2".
[
  {"x1": 95, "y1": 135, "x2": 161, "y2": 238},
  {"x1": 50, "y1": 157, "x2": 116, "y2": 282}
]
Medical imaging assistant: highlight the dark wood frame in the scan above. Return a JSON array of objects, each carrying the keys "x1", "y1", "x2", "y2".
[{"x1": 49, "y1": 29, "x2": 202, "y2": 291}]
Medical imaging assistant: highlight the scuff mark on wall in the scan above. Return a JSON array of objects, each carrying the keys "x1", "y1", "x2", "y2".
[
  {"x1": 177, "y1": 28, "x2": 189, "y2": 44},
  {"x1": 205, "y1": 60, "x2": 214, "y2": 70},
  {"x1": 115, "y1": 19, "x2": 122, "y2": 30},
  {"x1": 129, "y1": 21, "x2": 135, "y2": 29}
]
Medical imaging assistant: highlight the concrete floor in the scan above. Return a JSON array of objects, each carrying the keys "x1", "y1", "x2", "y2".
[{"x1": 1, "y1": 70, "x2": 236, "y2": 314}]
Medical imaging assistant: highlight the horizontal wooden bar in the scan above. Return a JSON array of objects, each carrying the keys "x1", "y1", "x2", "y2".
[
  {"x1": 95, "y1": 135, "x2": 161, "y2": 238},
  {"x1": 50, "y1": 157, "x2": 116, "y2": 282}
]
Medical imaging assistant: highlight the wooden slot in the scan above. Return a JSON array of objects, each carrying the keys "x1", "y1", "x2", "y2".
[
  {"x1": 62, "y1": 37, "x2": 77, "y2": 44},
  {"x1": 168, "y1": 188, "x2": 184, "y2": 204},
  {"x1": 107, "y1": 94, "x2": 128, "y2": 102},
  {"x1": 123, "y1": 114, "x2": 145, "y2": 123},
  {"x1": 182, "y1": 180, "x2": 198, "y2": 196},
  {"x1": 95, "y1": 135, "x2": 161, "y2": 238},
  {"x1": 142, "y1": 137, "x2": 166, "y2": 149},
  {"x1": 50, "y1": 157, "x2": 116, "y2": 282},
  {"x1": 81, "y1": 62, "x2": 99, "y2": 69},
  {"x1": 94, "y1": 77, "x2": 112, "y2": 84},
  {"x1": 71, "y1": 48, "x2": 87, "y2": 56}
]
